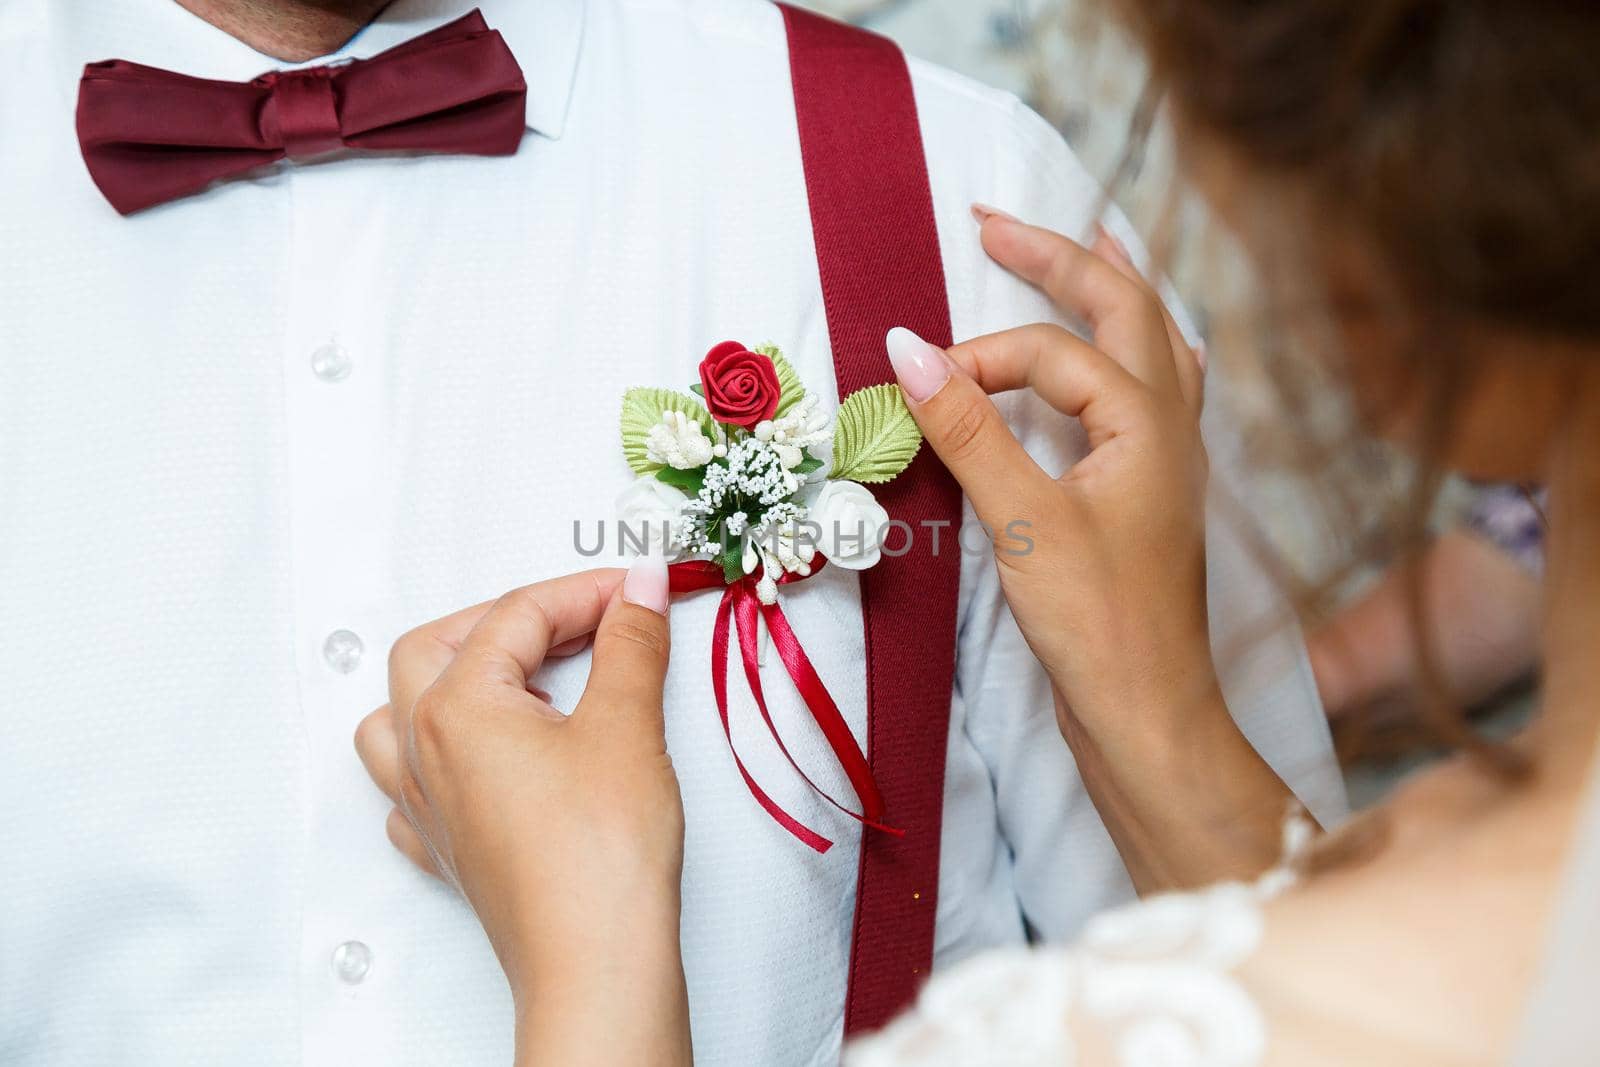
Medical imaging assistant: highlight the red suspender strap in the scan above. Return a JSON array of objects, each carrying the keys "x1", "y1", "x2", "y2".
[{"x1": 778, "y1": 4, "x2": 964, "y2": 1037}]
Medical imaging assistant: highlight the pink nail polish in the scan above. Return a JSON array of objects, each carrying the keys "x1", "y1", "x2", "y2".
[
  {"x1": 886, "y1": 326, "x2": 951, "y2": 402},
  {"x1": 971, "y1": 202, "x2": 1020, "y2": 225},
  {"x1": 623, "y1": 554, "x2": 670, "y2": 615}
]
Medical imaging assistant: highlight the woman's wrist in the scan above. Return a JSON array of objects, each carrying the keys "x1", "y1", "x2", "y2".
[
  {"x1": 1048, "y1": 638, "x2": 1227, "y2": 757},
  {"x1": 509, "y1": 875, "x2": 685, "y2": 994},
  {"x1": 512, "y1": 911, "x2": 691, "y2": 1067},
  {"x1": 1052, "y1": 671, "x2": 1299, "y2": 891}
]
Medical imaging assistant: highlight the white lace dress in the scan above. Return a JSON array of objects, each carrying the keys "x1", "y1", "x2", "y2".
[{"x1": 846, "y1": 818, "x2": 1313, "y2": 1067}]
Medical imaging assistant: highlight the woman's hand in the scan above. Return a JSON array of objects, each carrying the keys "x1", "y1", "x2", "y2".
[
  {"x1": 888, "y1": 212, "x2": 1300, "y2": 890},
  {"x1": 891, "y1": 216, "x2": 1212, "y2": 741},
  {"x1": 354, "y1": 559, "x2": 692, "y2": 1067},
  {"x1": 896, "y1": 217, "x2": 1203, "y2": 735}
]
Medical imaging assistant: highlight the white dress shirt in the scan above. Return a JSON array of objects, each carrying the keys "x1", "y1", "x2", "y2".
[{"x1": 0, "y1": 1, "x2": 1346, "y2": 1064}]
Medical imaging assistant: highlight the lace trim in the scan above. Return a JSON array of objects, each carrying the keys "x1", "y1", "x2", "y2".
[{"x1": 846, "y1": 811, "x2": 1314, "y2": 1067}]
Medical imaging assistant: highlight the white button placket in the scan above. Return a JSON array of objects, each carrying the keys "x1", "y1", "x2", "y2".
[{"x1": 282, "y1": 159, "x2": 400, "y2": 1065}]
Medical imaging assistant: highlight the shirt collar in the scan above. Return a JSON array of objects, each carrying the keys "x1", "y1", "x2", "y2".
[
  {"x1": 52, "y1": 0, "x2": 585, "y2": 140},
  {"x1": 485, "y1": 0, "x2": 585, "y2": 140},
  {"x1": 341, "y1": 1, "x2": 585, "y2": 140}
]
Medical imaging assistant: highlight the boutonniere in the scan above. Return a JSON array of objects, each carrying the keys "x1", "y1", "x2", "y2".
[{"x1": 616, "y1": 341, "x2": 922, "y2": 852}]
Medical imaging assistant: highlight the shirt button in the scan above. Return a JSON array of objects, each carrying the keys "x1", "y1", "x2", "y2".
[
  {"x1": 322, "y1": 629, "x2": 365, "y2": 674},
  {"x1": 311, "y1": 341, "x2": 353, "y2": 382},
  {"x1": 331, "y1": 940, "x2": 373, "y2": 984}
]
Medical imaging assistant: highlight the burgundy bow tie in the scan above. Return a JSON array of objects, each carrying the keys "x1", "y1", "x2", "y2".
[{"x1": 76, "y1": 10, "x2": 526, "y2": 215}]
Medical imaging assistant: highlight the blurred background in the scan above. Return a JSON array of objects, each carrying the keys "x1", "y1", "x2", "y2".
[
  {"x1": 801, "y1": 1, "x2": 1162, "y2": 255},
  {"x1": 796, "y1": 0, "x2": 1542, "y2": 806}
]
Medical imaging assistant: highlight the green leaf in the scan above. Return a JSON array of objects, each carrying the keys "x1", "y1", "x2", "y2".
[
  {"x1": 654, "y1": 465, "x2": 706, "y2": 494},
  {"x1": 830, "y1": 384, "x2": 923, "y2": 484},
  {"x1": 620, "y1": 387, "x2": 713, "y2": 474},
  {"x1": 690, "y1": 383, "x2": 705, "y2": 397},
  {"x1": 793, "y1": 452, "x2": 825, "y2": 476},
  {"x1": 718, "y1": 534, "x2": 746, "y2": 584},
  {"x1": 755, "y1": 343, "x2": 805, "y2": 417}
]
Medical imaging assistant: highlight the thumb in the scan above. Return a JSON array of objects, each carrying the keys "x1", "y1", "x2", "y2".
[
  {"x1": 886, "y1": 326, "x2": 1051, "y2": 528},
  {"x1": 577, "y1": 554, "x2": 673, "y2": 735}
]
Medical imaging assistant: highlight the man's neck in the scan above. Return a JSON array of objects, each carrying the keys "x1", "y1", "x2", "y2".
[{"x1": 173, "y1": 0, "x2": 392, "y2": 63}]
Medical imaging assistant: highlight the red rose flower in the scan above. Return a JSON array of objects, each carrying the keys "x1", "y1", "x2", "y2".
[{"x1": 698, "y1": 341, "x2": 781, "y2": 429}]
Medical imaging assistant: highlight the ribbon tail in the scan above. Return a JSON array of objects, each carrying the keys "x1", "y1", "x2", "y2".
[
  {"x1": 735, "y1": 590, "x2": 895, "y2": 835},
  {"x1": 736, "y1": 598, "x2": 902, "y2": 838},
  {"x1": 712, "y1": 586, "x2": 833, "y2": 854},
  {"x1": 760, "y1": 599, "x2": 899, "y2": 835}
]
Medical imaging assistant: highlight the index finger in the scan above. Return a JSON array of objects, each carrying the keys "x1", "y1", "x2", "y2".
[
  {"x1": 979, "y1": 216, "x2": 1179, "y2": 396},
  {"x1": 388, "y1": 569, "x2": 623, "y2": 716},
  {"x1": 945, "y1": 324, "x2": 1144, "y2": 450},
  {"x1": 443, "y1": 570, "x2": 628, "y2": 693}
]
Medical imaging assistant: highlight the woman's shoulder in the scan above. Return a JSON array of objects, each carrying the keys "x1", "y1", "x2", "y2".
[
  {"x1": 1241, "y1": 770, "x2": 1563, "y2": 1066},
  {"x1": 850, "y1": 787, "x2": 1560, "y2": 1066}
]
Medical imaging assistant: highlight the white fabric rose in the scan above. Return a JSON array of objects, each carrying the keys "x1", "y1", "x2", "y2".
[
  {"x1": 809, "y1": 480, "x2": 889, "y2": 571},
  {"x1": 615, "y1": 476, "x2": 689, "y2": 557}
]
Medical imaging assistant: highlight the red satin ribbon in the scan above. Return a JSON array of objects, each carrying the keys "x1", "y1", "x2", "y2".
[
  {"x1": 670, "y1": 559, "x2": 900, "y2": 853},
  {"x1": 75, "y1": 9, "x2": 527, "y2": 215}
]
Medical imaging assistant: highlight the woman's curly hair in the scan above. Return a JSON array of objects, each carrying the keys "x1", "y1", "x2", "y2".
[{"x1": 1107, "y1": 0, "x2": 1600, "y2": 338}]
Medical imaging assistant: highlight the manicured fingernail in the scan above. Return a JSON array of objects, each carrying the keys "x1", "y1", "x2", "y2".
[
  {"x1": 623, "y1": 554, "x2": 669, "y2": 615},
  {"x1": 971, "y1": 202, "x2": 1019, "y2": 225},
  {"x1": 886, "y1": 326, "x2": 951, "y2": 402}
]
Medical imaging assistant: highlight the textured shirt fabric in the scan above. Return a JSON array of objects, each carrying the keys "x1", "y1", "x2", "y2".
[{"x1": 0, "y1": 1, "x2": 1347, "y2": 1065}]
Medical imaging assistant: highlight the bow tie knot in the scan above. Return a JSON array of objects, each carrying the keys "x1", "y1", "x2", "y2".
[
  {"x1": 260, "y1": 67, "x2": 344, "y2": 159},
  {"x1": 76, "y1": 9, "x2": 528, "y2": 214}
]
